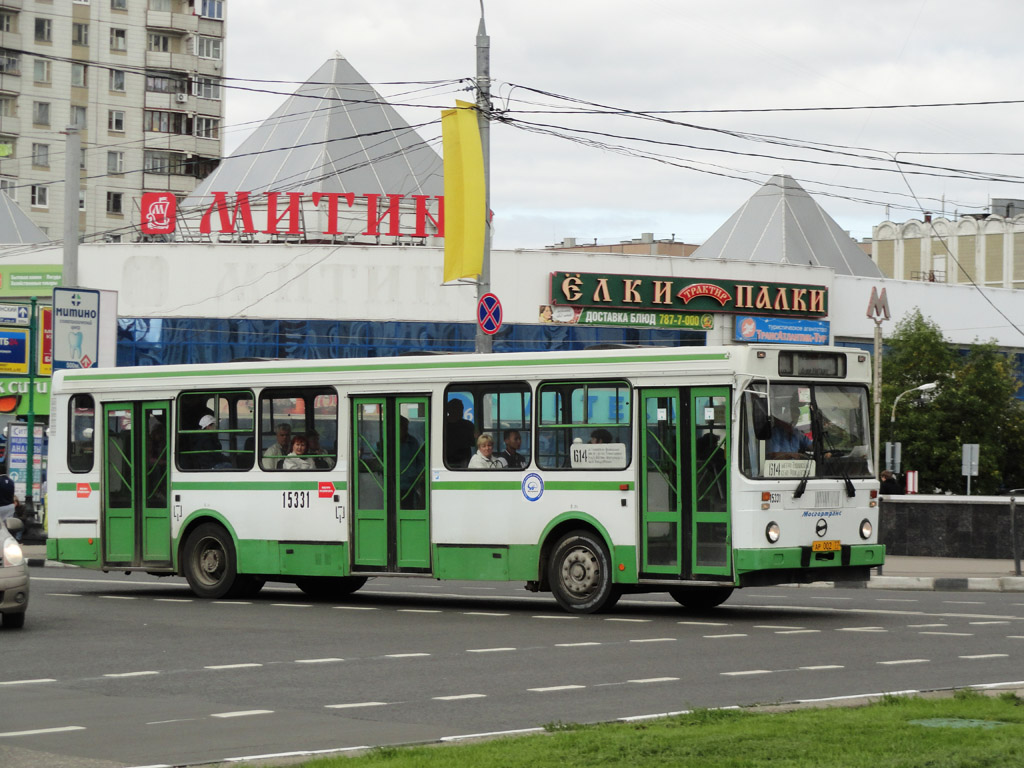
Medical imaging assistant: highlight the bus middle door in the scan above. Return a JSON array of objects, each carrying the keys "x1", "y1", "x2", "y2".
[{"x1": 351, "y1": 396, "x2": 430, "y2": 573}]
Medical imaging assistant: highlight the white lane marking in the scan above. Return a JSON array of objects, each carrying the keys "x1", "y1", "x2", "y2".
[
  {"x1": 908, "y1": 623, "x2": 947, "y2": 628},
  {"x1": 556, "y1": 642, "x2": 601, "y2": 647},
  {"x1": 214, "y1": 601, "x2": 252, "y2": 606},
  {"x1": 605, "y1": 618, "x2": 651, "y2": 623},
  {"x1": 271, "y1": 603, "x2": 312, "y2": 608},
  {"x1": 878, "y1": 659, "x2": 930, "y2": 665},
  {"x1": 467, "y1": 647, "x2": 517, "y2": 653},
  {"x1": 46, "y1": 593, "x2": 82, "y2": 597},
  {"x1": 441, "y1": 728, "x2": 545, "y2": 742},
  {"x1": 211, "y1": 710, "x2": 273, "y2": 719},
  {"x1": 385, "y1": 653, "x2": 430, "y2": 658},
  {"x1": 0, "y1": 678, "x2": 56, "y2": 686},
  {"x1": 722, "y1": 670, "x2": 772, "y2": 676},
  {"x1": 529, "y1": 685, "x2": 586, "y2": 692},
  {"x1": 295, "y1": 658, "x2": 343, "y2": 664},
  {"x1": 943, "y1": 600, "x2": 985, "y2": 605},
  {"x1": 629, "y1": 638, "x2": 676, "y2": 644},
  {"x1": 836, "y1": 627, "x2": 887, "y2": 632},
  {"x1": 797, "y1": 689, "x2": 919, "y2": 704},
  {"x1": 155, "y1": 598, "x2": 192, "y2": 603},
  {"x1": 463, "y1": 612, "x2": 509, "y2": 617},
  {"x1": 218, "y1": 746, "x2": 369, "y2": 762},
  {"x1": 1009, "y1": 636, "x2": 1024, "y2": 640},
  {"x1": 204, "y1": 663, "x2": 263, "y2": 670},
  {"x1": 433, "y1": 693, "x2": 487, "y2": 701},
  {"x1": 104, "y1": 671, "x2": 160, "y2": 678},
  {"x1": 147, "y1": 718, "x2": 197, "y2": 725},
  {"x1": 920, "y1": 631, "x2": 974, "y2": 637},
  {"x1": 969, "y1": 621, "x2": 1010, "y2": 625},
  {"x1": 532, "y1": 615, "x2": 578, "y2": 620},
  {"x1": 628, "y1": 677, "x2": 679, "y2": 684},
  {"x1": 876, "y1": 598, "x2": 918, "y2": 602},
  {"x1": 99, "y1": 595, "x2": 138, "y2": 600},
  {"x1": 704, "y1": 633, "x2": 747, "y2": 639},
  {"x1": 0, "y1": 726, "x2": 86, "y2": 738},
  {"x1": 398, "y1": 609, "x2": 442, "y2": 614},
  {"x1": 800, "y1": 665, "x2": 844, "y2": 671},
  {"x1": 959, "y1": 654, "x2": 1010, "y2": 660},
  {"x1": 776, "y1": 629, "x2": 820, "y2": 634},
  {"x1": 679, "y1": 621, "x2": 728, "y2": 627},
  {"x1": 810, "y1": 596, "x2": 853, "y2": 601},
  {"x1": 325, "y1": 702, "x2": 388, "y2": 709},
  {"x1": 755, "y1": 625, "x2": 803, "y2": 630},
  {"x1": 333, "y1": 606, "x2": 378, "y2": 611}
]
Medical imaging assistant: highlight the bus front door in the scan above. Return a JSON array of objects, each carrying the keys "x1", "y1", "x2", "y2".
[
  {"x1": 102, "y1": 401, "x2": 172, "y2": 567},
  {"x1": 640, "y1": 388, "x2": 731, "y2": 579},
  {"x1": 351, "y1": 396, "x2": 430, "y2": 573}
]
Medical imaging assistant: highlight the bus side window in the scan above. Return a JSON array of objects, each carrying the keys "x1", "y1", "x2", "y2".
[
  {"x1": 68, "y1": 394, "x2": 95, "y2": 473},
  {"x1": 537, "y1": 381, "x2": 631, "y2": 470},
  {"x1": 443, "y1": 385, "x2": 532, "y2": 470}
]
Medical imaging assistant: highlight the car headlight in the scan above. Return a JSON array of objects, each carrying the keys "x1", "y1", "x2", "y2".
[
  {"x1": 3, "y1": 536, "x2": 24, "y2": 567},
  {"x1": 766, "y1": 522, "x2": 781, "y2": 544},
  {"x1": 860, "y1": 518, "x2": 873, "y2": 540}
]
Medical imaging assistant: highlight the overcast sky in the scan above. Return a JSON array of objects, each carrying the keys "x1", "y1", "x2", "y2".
[{"x1": 225, "y1": 1, "x2": 1024, "y2": 251}]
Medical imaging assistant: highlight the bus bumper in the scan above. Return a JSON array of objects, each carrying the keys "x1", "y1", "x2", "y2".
[{"x1": 735, "y1": 544, "x2": 885, "y2": 586}]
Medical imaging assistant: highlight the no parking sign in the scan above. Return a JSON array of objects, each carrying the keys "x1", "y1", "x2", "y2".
[{"x1": 477, "y1": 292, "x2": 502, "y2": 336}]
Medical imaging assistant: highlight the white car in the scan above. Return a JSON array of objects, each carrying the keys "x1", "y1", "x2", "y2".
[{"x1": 0, "y1": 518, "x2": 28, "y2": 629}]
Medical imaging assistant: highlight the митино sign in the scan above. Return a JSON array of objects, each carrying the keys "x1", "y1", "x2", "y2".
[
  {"x1": 141, "y1": 191, "x2": 445, "y2": 238},
  {"x1": 550, "y1": 272, "x2": 829, "y2": 318}
]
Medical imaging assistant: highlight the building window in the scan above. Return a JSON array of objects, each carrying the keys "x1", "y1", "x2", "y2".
[
  {"x1": 200, "y1": 0, "x2": 224, "y2": 19},
  {"x1": 107, "y1": 151, "x2": 124, "y2": 174},
  {"x1": 109, "y1": 69, "x2": 126, "y2": 92},
  {"x1": 79, "y1": 190, "x2": 87, "y2": 211},
  {"x1": 149, "y1": 0, "x2": 172, "y2": 10},
  {"x1": 0, "y1": 98, "x2": 12, "y2": 117},
  {"x1": 195, "y1": 117, "x2": 219, "y2": 139},
  {"x1": 30, "y1": 185, "x2": 48, "y2": 208},
  {"x1": 196, "y1": 36, "x2": 222, "y2": 60},
  {"x1": 0, "y1": 177, "x2": 16, "y2": 201},
  {"x1": 111, "y1": 0, "x2": 127, "y2": 9},
  {"x1": 147, "y1": 73, "x2": 187, "y2": 94},
  {"x1": 32, "y1": 102, "x2": 50, "y2": 126},
  {"x1": 144, "y1": 149, "x2": 187, "y2": 174},
  {"x1": 72, "y1": 63, "x2": 87, "y2": 87},
  {"x1": 110, "y1": 28, "x2": 127, "y2": 51},
  {"x1": 34, "y1": 18, "x2": 52, "y2": 43},
  {"x1": 108, "y1": 109, "x2": 125, "y2": 131},
  {"x1": 73, "y1": 22, "x2": 89, "y2": 46},
  {"x1": 32, "y1": 143, "x2": 49, "y2": 166},
  {"x1": 148, "y1": 33, "x2": 170, "y2": 53},
  {"x1": 106, "y1": 191, "x2": 123, "y2": 215},
  {"x1": 144, "y1": 110, "x2": 190, "y2": 134},
  {"x1": 0, "y1": 50, "x2": 20, "y2": 75},
  {"x1": 194, "y1": 76, "x2": 222, "y2": 100},
  {"x1": 71, "y1": 105, "x2": 87, "y2": 128},
  {"x1": 33, "y1": 59, "x2": 51, "y2": 84},
  {"x1": 0, "y1": 12, "x2": 16, "y2": 33}
]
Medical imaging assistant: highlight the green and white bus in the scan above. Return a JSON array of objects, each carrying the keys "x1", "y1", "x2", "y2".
[{"x1": 46, "y1": 345, "x2": 883, "y2": 613}]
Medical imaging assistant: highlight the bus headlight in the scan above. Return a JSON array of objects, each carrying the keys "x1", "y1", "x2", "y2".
[
  {"x1": 860, "y1": 519, "x2": 873, "y2": 540},
  {"x1": 765, "y1": 522, "x2": 781, "y2": 544}
]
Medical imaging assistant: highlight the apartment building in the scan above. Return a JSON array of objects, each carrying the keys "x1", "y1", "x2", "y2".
[{"x1": 0, "y1": 0, "x2": 224, "y2": 241}]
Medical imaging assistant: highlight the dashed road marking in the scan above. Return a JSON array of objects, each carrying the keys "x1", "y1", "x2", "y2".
[
  {"x1": 800, "y1": 665, "x2": 844, "y2": 671},
  {"x1": 467, "y1": 647, "x2": 517, "y2": 653},
  {"x1": 704, "y1": 633, "x2": 747, "y2": 639},
  {"x1": 211, "y1": 710, "x2": 274, "y2": 718},
  {"x1": 104, "y1": 671, "x2": 159, "y2": 678},
  {"x1": 0, "y1": 726, "x2": 86, "y2": 738},
  {"x1": 919, "y1": 631, "x2": 974, "y2": 637},
  {"x1": 959, "y1": 654, "x2": 1009, "y2": 660},
  {"x1": 629, "y1": 638, "x2": 676, "y2": 644},
  {"x1": 776, "y1": 629, "x2": 820, "y2": 634},
  {"x1": 295, "y1": 658, "x2": 343, "y2": 664},
  {"x1": 433, "y1": 693, "x2": 486, "y2": 701},
  {"x1": 878, "y1": 659, "x2": 929, "y2": 665},
  {"x1": 529, "y1": 685, "x2": 586, "y2": 692},
  {"x1": 204, "y1": 663, "x2": 263, "y2": 670},
  {"x1": 463, "y1": 612, "x2": 509, "y2": 617},
  {"x1": 836, "y1": 627, "x2": 887, "y2": 632},
  {"x1": 385, "y1": 653, "x2": 430, "y2": 658},
  {"x1": 556, "y1": 642, "x2": 601, "y2": 647},
  {"x1": 606, "y1": 618, "x2": 651, "y2": 623},
  {"x1": 628, "y1": 677, "x2": 679, "y2": 684},
  {"x1": 0, "y1": 678, "x2": 56, "y2": 686},
  {"x1": 722, "y1": 670, "x2": 771, "y2": 676},
  {"x1": 325, "y1": 702, "x2": 387, "y2": 709}
]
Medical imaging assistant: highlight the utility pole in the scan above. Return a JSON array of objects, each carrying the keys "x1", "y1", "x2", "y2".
[
  {"x1": 866, "y1": 287, "x2": 890, "y2": 478},
  {"x1": 63, "y1": 127, "x2": 81, "y2": 288},
  {"x1": 474, "y1": 3, "x2": 492, "y2": 353}
]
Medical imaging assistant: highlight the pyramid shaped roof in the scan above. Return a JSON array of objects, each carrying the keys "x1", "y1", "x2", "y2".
[
  {"x1": 691, "y1": 175, "x2": 882, "y2": 277},
  {"x1": 184, "y1": 56, "x2": 443, "y2": 207},
  {"x1": 0, "y1": 190, "x2": 50, "y2": 244}
]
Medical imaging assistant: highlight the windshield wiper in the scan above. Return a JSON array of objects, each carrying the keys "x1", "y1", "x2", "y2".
[{"x1": 816, "y1": 409, "x2": 855, "y2": 498}]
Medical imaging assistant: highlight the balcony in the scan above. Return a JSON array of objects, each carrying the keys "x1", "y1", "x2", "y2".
[
  {"x1": 143, "y1": 171, "x2": 195, "y2": 194},
  {"x1": 146, "y1": 9, "x2": 198, "y2": 34}
]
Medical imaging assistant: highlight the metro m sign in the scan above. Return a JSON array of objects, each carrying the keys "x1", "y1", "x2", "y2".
[{"x1": 140, "y1": 192, "x2": 176, "y2": 235}]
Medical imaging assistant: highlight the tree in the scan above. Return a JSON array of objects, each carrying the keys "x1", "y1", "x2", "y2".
[{"x1": 881, "y1": 309, "x2": 1022, "y2": 494}]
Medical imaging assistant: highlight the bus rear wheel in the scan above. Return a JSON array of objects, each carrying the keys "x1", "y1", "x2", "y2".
[
  {"x1": 548, "y1": 530, "x2": 613, "y2": 614},
  {"x1": 183, "y1": 523, "x2": 244, "y2": 599},
  {"x1": 296, "y1": 576, "x2": 368, "y2": 599},
  {"x1": 669, "y1": 586, "x2": 734, "y2": 610}
]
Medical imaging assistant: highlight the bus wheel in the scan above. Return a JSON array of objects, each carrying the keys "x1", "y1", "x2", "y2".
[
  {"x1": 669, "y1": 586, "x2": 734, "y2": 610},
  {"x1": 183, "y1": 523, "x2": 240, "y2": 599},
  {"x1": 296, "y1": 576, "x2": 368, "y2": 599},
  {"x1": 548, "y1": 530, "x2": 613, "y2": 614}
]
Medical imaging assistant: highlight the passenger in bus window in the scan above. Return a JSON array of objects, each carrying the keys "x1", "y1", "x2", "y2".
[
  {"x1": 766, "y1": 400, "x2": 812, "y2": 459},
  {"x1": 499, "y1": 429, "x2": 526, "y2": 469},
  {"x1": 444, "y1": 399, "x2": 476, "y2": 467},
  {"x1": 398, "y1": 416, "x2": 425, "y2": 508},
  {"x1": 590, "y1": 428, "x2": 613, "y2": 444},
  {"x1": 469, "y1": 433, "x2": 506, "y2": 469},
  {"x1": 262, "y1": 423, "x2": 292, "y2": 469},
  {"x1": 306, "y1": 429, "x2": 331, "y2": 469},
  {"x1": 282, "y1": 434, "x2": 316, "y2": 470},
  {"x1": 194, "y1": 414, "x2": 230, "y2": 470}
]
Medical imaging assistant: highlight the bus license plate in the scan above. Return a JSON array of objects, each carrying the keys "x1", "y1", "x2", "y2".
[{"x1": 812, "y1": 540, "x2": 841, "y2": 552}]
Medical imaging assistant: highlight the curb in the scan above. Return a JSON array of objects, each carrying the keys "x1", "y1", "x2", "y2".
[{"x1": 867, "y1": 575, "x2": 1024, "y2": 592}]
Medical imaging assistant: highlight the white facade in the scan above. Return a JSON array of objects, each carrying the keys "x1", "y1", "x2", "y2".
[{"x1": 0, "y1": 0, "x2": 225, "y2": 240}]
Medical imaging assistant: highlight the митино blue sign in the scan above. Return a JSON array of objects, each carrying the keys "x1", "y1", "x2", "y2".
[{"x1": 734, "y1": 315, "x2": 830, "y2": 345}]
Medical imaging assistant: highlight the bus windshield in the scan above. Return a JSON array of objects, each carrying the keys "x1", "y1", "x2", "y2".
[{"x1": 741, "y1": 382, "x2": 873, "y2": 480}]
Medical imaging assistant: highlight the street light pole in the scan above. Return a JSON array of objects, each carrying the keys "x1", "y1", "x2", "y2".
[{"x1": 890, "y1": 381, "x2": 938, "y2": 426}]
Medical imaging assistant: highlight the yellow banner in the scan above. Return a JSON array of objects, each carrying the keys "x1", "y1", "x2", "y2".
[{"x1": 441, "y1": 100, "x2": 485, "y2": 283}]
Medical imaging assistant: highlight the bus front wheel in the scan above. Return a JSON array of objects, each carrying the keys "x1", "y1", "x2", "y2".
[
  {"x1": 183, "y1": 523, "x2": 243, "y2": 599},
  {"x1": 669, "y1": 586, "x2": 734, "y2": 610},
  {"x1": 548, "y1": 530, "x2": 613, "y2": 614}
]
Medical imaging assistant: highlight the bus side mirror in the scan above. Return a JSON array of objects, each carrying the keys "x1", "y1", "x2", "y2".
[{"x1": 750, "y1": 395, "x2": 772, "y2": 440}]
